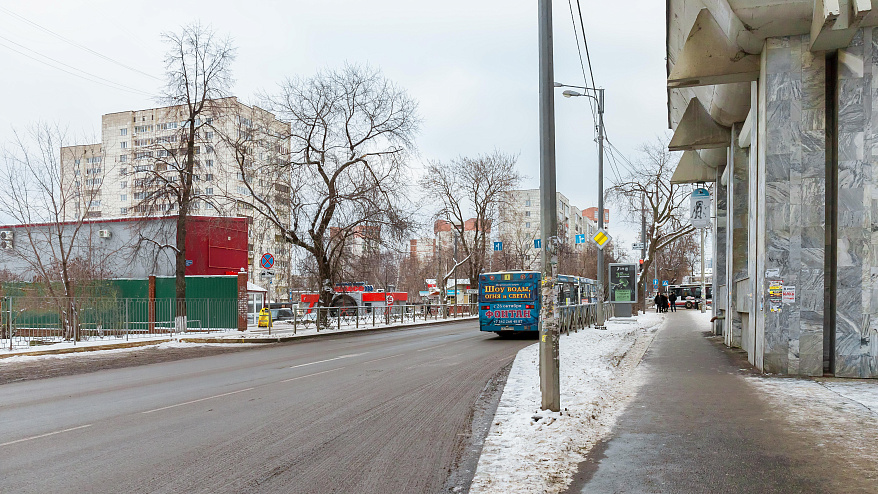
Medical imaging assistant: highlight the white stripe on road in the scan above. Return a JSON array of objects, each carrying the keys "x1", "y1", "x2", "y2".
[
  {"x1": 416, "y1": 343, "x2": 448, "y2": 352},
  {"x1": 289, "y1": 353, "x2": 366, "y2": 369},
  {"x1": 1, "y1": 424, "x2": 93, "y2": 447},
  {"x1": 360, "y1": 353, "x2": 405, "y2": 364},
  {"x1": 142, "y1": 387, "x2": 255, "y2": 414},
  {"x1": 280, "y1": 367, "x2": 344, "y2": 383}
]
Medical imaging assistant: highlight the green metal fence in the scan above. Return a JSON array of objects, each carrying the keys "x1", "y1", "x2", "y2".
[{"x1": 1, "y1": 297, "x2": 237, "y2": 350}]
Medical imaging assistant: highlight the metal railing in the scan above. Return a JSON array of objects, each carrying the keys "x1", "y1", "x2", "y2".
[
  {"x1": 558, "y1": 302, "x2": 616, "y2": 335},
  {"x1": 1, "y1": 297, "x2": 238, "y2": 350},
  {"x1": 259, "y1": 303, "x2": 479, "y2": 334}
]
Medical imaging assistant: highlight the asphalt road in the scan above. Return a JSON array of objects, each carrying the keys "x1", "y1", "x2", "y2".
[{"x1": 0, "y1": 321, "x2": 533, "y2": 493}]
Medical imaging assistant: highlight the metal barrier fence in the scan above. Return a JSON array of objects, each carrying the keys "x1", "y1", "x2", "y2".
[
  {"x1": 1, "y1": 297, "x2": 238, "y2": 350},
  {"x1": 558, "y1": 302, "x2": 616, "y2": 335},
  {"x1": 261, "y1": 303, "x2": 479, "y2": 334}
]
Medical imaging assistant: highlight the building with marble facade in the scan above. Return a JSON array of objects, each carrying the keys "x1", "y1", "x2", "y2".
[{"x1": 667, "y1": 0, "x2": 878, "y2": 378}]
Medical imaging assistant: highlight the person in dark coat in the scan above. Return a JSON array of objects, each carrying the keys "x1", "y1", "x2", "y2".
[
  {"x1": 654, "y1": 293, "x2": 662, "y2": 313},
  {"x1": 660, "y1": 292, "x2": 669, "y2": 313},
  {"x1": 668, "y1": 291, "x2": 677, "y2": 312}
]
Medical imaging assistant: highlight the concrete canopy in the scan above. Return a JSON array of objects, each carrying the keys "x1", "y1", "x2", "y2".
[
  {"x1": 668, "y1": 98, "x2": 731, "y2": 152},
  {"x1": 671, "y1": 150, "x2": 719, "y2": 184},
  {"x1": 668, "y1": 8, "x2": 760, "y2": 88}
]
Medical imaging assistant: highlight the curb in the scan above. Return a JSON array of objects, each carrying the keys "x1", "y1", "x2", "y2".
[
  {"x1": 180, "y1": 316, "x2": 478, "y2": 344},
  {"x1": 1, "y1": 317, "x2": 478, "y2": 357}
]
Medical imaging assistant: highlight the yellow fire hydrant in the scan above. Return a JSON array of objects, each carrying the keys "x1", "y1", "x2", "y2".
[{"x1": 258, "y1": 307, "x2": 272, "y2": 328}]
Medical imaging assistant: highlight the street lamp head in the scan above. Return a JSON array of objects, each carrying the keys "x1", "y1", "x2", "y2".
[
  {"x1": 553, "y1": 82, "x2": 564, "y2": 87},
  {"x1": 562, "y1": 90, "x2": 582, "y2": 98}
]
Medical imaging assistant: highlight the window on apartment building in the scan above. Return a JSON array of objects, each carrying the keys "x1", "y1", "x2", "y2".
[
  {"x1": 74, "y1": 159, "x2": 81, "y2": 165},
  {"x1": 120, "y1": 142, "x2": 127, "y2": 149},
  {"x1": 119, "y1": 155, "x2": 128, "y2": 163},
  {"x1": 120, "y1": 207, "x2": 128, "y2": 215},
  {"x1": 119, "y1": 168, "x2": 127, "y2": 177},
  {"x1": 526, "y1": 222, "x2": 531, "y2": 228},
  {"x1": 205, "y1": 131, "x2": 214, "y2": 140},
  {"x1": 205, "y1": 173, "x2": 214, "y2": 181},
  {"x1": 120, "y1": 194, "x2": 127, "y2": 201},
  {"x1": 120, "y1": 128, "x2": 127, "y2": 136},
  {"x1": 74, "y1": 169, "x2": 81, "y2": 176},
  {"x1": 525, "y1": 211, "x2": 530, "y2": 217},
  {"x1": 205, "y1": 187, "x2": 214, "y2": 195},
  {"x1": 205, "y1": 145, "x2": 214, "y2": 154},
  {"x1": 236, "y1": 186, "x2": 248, "y2": 195},
  {"x1": 120, "y1": 181, "x2": 127, "y2": 189},
  {"x1": 85, "y1": 178, "x2": 102, "y2": 186},
  {"x1": 525, "y1": 199, "x2": 531, "y2": 206},
  {"x1": 86, "y1": 157, "x2": 102, "y2": 164},
  {"x1": 89, "y1": 200, "x2": 101, "y2": 208},
  {"x1": 205, "y1": 159, "x2": 214, "y2": 167}
]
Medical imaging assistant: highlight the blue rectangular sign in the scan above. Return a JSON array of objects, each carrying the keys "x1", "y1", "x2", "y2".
[
  {"x1": 493, "y1": 241, "x2": 503, "y2": 251},
  {"x1": 534, "y1": 239, "x2": 541, "y2": 249},
  {"x1": 575, "y1": 234, "x2": 586, "y2": 244}
]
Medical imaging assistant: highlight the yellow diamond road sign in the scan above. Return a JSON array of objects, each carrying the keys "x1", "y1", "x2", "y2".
[{"x1": 592, "y1": 229, "x2": 611, "y2": 250}]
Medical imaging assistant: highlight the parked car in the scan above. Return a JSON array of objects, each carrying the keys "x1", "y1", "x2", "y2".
[{"x1": 270, "y1": 308, "x2": 295, "y2": 322}]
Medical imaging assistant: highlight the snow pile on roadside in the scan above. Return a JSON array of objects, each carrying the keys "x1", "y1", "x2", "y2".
[{"x1": 470, "y1": 312, "x2": 663, "y2": 494}]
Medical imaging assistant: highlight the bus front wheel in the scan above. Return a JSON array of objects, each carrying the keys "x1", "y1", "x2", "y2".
[{"x1": 685, "y1": 301, "x2": 693, "y2": 309}]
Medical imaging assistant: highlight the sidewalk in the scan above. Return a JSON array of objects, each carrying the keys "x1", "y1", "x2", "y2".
[{"x1": 564, "y1": 310, "x2": 878, "y2": 494}]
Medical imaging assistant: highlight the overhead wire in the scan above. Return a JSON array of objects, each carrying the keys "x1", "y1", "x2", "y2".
[
  {"x1": 0, "y1": 5, "x2": 162, "y2": 81},
  {"x1": 0, "y1": 34, "x2": 154, "y2": 96}
]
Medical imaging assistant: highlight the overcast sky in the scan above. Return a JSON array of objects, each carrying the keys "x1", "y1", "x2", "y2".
[{"x1": 0, "y1": 0, "x2": 668, "y2": 256}]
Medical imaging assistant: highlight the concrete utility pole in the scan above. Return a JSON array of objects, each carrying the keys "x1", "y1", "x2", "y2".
[
  {"x1": 595, "y1": 90, "x2": 605, "y2": 328},
  {"x1": 537, "y1": 0, "x2": 560, "y2": 412},
  {"x1": 641, "y1": 193, "x2": 646, "y2": 314}
]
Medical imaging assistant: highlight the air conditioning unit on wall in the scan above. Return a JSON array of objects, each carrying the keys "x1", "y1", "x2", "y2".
[
  {"x1": 0, "y1": 230, "x2": 12, "y2": 249},
  {"x1": 98, "y1": 229, "x2": 112, "y2": 239}
]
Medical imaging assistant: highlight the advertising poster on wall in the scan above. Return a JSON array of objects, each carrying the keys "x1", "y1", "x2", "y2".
[{"x1": 608, "y1": 263, "x2": 638, "y2": 303}]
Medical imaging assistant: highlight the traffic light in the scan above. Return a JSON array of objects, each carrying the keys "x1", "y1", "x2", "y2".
[{"x1": 638, "y1": 259, "x2": 644, "y2": 271}]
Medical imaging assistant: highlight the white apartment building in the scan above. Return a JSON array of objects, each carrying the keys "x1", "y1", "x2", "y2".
[
  {"x1": 60, "y1": 97, "x2": 293, "y2": 294},
  {"x1": 498, "y1": 189, "x2": 598, "y2": 247}
]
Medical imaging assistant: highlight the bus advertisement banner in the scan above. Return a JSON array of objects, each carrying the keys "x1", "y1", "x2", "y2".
[{"x1": 608, "y1": 263, "x2": 638, "y2": 303}]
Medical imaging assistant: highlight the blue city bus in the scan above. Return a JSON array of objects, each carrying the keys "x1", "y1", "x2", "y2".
[{"x1": 479, "y1": 271, "x2": 596, "y2": 335}]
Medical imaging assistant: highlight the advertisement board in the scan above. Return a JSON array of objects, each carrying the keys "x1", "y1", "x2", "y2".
[{"x1": 608, "y1": 263, "x2": 638, "y2": 303}]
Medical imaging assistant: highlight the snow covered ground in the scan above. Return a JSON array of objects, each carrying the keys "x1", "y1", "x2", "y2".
[{"x1": 469, "y1": 312, "x2": 665, "y2": 494}]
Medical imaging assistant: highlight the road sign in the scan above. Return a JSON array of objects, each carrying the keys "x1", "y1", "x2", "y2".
[
  {"x1": 662, "y1": 280, "x2": 669, "y2": 286},
  {"x1": 575, "y1": 234, "x2": 586, "y2": 244},
  {"x1": 260, "y1": 253, "x2": 274, "y2": 269},
  {"x1": 185, "y1": 259, "x2": 193, "y2": 267},
  {"x1": 592, "y1": 229, "x2": 611, "y2": 250},
  {"x1": 260, "y1": 270, "x2": 275, "y2": 277},
  {"x1": 632, "y1": 243, "x2": 645, "y2": 250},
  {"x1": 493, "y1": 241, "x2": 503, "y2": 251},
  {"x1": 534, "y1": 238, "x2": 541, "y2": 249},
  {"x1": 653, "y1": 278, "x2": 659, "y2": 286}
]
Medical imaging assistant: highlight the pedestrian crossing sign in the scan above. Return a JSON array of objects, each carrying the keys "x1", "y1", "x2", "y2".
[{"x1": 592, "y1": 229, "x2": 611, "y2": 250}]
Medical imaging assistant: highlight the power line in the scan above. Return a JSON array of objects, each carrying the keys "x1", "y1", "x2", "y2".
[
  {"x1": 0, "y1": 5, "x2": 161, "y2": 81},
  {"x1": 0, "y1": 35, "x2": 154, "y2": 96}
]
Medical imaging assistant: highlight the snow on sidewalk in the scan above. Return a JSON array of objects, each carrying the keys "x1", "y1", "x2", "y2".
[{"x1": 470, "y1": 312, "x2": 664, "y2": 494}]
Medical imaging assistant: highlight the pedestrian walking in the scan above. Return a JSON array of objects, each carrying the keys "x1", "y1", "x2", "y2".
[
  {"x1": 654, "y1": 293, "x2": 662, "y2": 313},
  {"x1": 660, "y1": 292, "x2": 669, "y2": 313},
  {"x1": 668, "y1": 291, "x2": 677, "y2": 312}
]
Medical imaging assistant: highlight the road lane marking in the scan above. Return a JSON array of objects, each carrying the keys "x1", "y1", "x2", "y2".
[
  {"x1": 289, "y1": 353, "x2": 365, "y2": 369},
  {"x1": 360, "y1": 353, "x2": 405, "y2": 364},
  {"x1": 142, "y1": 388, "x2": 255, "y2": 414},
  {"x1": 1, "y1": 424, "x2": 93, "y2": 447},
  {"x1": 417, "y1": 343, "x2": 448, "y2": 352},
  {"x1": 280, "y1": 367, "x2": 344, "y2": 383}
]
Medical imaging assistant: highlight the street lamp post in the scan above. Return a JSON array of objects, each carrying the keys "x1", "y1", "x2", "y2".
[{"x1": 555, "y1": 82, "x2": 605, "y2": 328}]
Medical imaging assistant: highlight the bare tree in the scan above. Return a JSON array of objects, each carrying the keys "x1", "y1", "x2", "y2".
[
  {"x1": 496, "y1": 194, "x2": 540, "y2": 271},
  {"x1": 420, "y1": 151, "x2": 521, "y2": 286},
  {"x1": 134, "y1": 23, "x2": 235, "y2": 329},
  {"x1": 0, "y1": 124, "x2": 112, "y2": 339},
  {"x1": 232, "y1": 64, "x2": 419, "y2": 309},
  {"x1": 608, "y1": 137, "x2": 696, "y2": 312}
]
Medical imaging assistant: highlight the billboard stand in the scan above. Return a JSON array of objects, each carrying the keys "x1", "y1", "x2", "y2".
[{"x1": 608, "y1": 263, "x2": 638, "y2": 319}]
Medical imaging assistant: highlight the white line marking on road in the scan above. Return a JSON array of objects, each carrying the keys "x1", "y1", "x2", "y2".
[
  {"x1": 417, "y1": 343, "x2": 448, "y2": 352},
  {"x1": 360, "y1": 353, "x2": 405, "y2": 364},
  {"x1": 280, "y1": 367, "x2": 344, "y2": 383},
  {"x1": 142, "y1": 387, "x2": 255, "y2": 414},
  {"x1": 289, "y1": 353, "x2": 366, "y2": 369},
  {"x1": 1, "y1": 424, "x2": 93, "y2": 447}
]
